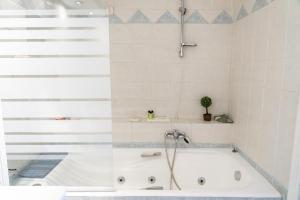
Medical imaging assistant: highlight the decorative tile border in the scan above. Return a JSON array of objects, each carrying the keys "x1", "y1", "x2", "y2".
[
  {"x1": 0, "y1": 0, "x2": 277, "y2": 25},
  {"x1": 236, "y1": 146, "x2": 287, "y2": 200},
  {"x1": 185, "y1": 10, "x2": 208, "y2": 24},
  {"x1": 236, "y1": 6, "x2": 248, "y2": 21},
  {"x1": 109, "y1": 0, "x2": 278, "y2": 24},
  {"x1": 157, "y1": 11, "x2": 179, "y2": 24},
  {"x1": 252, "y1": 0, "x2": 269, "y2": 12},
  {"x1": 236, "y1": 0, "x2": 276, "y2": 22},
  {"x1": 113, "y1": 142, "x2": 233, "y2": 149},
  {"x1": 128, "y1": 10, "x2": 150, "y2": 24},
  {"x1": 213, "y1": 10, "x2": 233, "y2": 24},
  {"x1": 110, "y1": 9, "x2": 233, "y2": 25}
]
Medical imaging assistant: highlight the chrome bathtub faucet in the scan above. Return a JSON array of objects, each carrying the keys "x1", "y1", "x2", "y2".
[
  {"x1": 165, "y1": 129, "x2": 191, "y2": 144},
  {"x1": 164, "y1": 129, "x2": 191, "y2": 190}
]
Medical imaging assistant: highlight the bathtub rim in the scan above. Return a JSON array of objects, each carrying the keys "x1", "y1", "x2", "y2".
[{"x1": 65, "y1": 190, "x2": 281, "y2": 199}]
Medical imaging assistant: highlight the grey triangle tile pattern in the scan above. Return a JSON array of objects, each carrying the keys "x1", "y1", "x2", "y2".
[
  {"x1": 0, "y1": 0, "x2": 277, "y2": 24},
  {"x1": 128, "y1": 10, "x2": 150, "y2": 24},
  {"x1": 252, "y1": 0, "x2": 269, "y2": 12},
  {"x1": 185, "y1": 10, "x2": 208, "y2": 24},
  {"x1": 109, "y1": 14, "x2": 123, "y2": 24},
  {"x1": 236, "y1": 5, "x2": 248, "y2": 21},
  {"x1": 156, "y1": 10, "x2": 179, "y2": 24},
  {"x1": 213, "y1": 10, "x2": 233, "y2": 24}
]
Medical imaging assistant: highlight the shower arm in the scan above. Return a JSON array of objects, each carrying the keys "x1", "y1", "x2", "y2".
[{"x1": 179, "y1": 0, "x2": 197, "y2": 57}]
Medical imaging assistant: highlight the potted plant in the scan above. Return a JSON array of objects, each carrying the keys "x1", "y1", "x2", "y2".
[{"x1": 200, "y1": 96, "x2": 212, "y2": 121}]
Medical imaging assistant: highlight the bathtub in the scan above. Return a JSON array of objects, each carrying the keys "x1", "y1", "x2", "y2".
[
  {"x1": 112, "y1": 147, "x2": 281, "y2": 199},
  {"x1": 12, "y1": 147, "x2": 282, "y2": 199}
]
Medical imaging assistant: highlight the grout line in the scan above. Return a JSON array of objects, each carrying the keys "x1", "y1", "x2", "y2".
[{"x1": 113, "y1": 142, "x2": 233, "y2": 149}]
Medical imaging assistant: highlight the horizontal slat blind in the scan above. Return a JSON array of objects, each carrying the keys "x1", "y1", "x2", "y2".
[
  {"x1": 4, "y1": 120, "x2": 112, "y2": 133},
  {"x1": 0, "y1": 18, "x2": 108, "y2": 27},
  {"x1": 0, "y1": 30, "x2": 106, "y2": 39},
  {"x1": 0, "y1": 78, "x2": 111, "y2": 99},
  {"x1": 6, "y1": 144, "x2": 112, "y2": 153},
  {"x1": 5, "y1": 134, "x2": 112, "y2": 143},
  {"x1": 0, "y1": 9, "x2": 112, "y2": 158},
  {"x1": 0, "y1": 42, "x2": 108, "y2": 55},
  {"x1": 0, "y1": 57, "x2": 110, "y2": 75},
  {"x1": 2, "y1": 102, "x2": 111, "y2": 118},
  {"x1": 0, "y1": 10, "x2": 108, "y2": 16}
]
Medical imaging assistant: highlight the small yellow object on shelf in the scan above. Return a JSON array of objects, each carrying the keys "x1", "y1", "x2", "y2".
[{"x1": 147, "y1": 110, "x2": 154, "y2": 120}]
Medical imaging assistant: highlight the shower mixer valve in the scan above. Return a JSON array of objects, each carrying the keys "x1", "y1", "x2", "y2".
[{"x1": 165, "y1": 129, "x2": 191, "y2": 144}]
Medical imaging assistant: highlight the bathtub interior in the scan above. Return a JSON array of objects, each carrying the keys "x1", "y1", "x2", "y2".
[
  {"x1": 9, "y1": 147, "x2": 280, "y2": 199},
  {"x1": 113, "y1": 148, "x2": 280, "y2": 197},
  {"x1": 113, "y1": 148, "x2": 252, "y2": 190}
]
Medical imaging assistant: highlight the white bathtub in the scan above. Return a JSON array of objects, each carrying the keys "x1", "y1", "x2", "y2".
[
  {"x1": 112, "y1": 148, "x2": 281, "y2": 199},
  {"x1": 12, "y1": 147, "x2": 281, "y2": 199}
]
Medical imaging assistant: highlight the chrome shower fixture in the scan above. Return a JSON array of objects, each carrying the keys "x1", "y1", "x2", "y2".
[
  {"x1": 165, "y1": 129, "x2": 191, "y2": 144},
  {"x1": 179, "y1": 0, "x2": 197, "y2": 57},
  {"x1": 164, "y1": 129, "x2": 192, "y2": 190}
]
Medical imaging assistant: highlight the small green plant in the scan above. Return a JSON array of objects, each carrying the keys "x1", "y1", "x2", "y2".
[{"x1": 200, "y1": 96, "x2": 212, "y2": 114}]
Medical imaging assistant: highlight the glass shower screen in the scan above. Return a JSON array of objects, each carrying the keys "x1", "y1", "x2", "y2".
[{"x1": 0, "y1": 0, "x2": 112, "y2": 188}]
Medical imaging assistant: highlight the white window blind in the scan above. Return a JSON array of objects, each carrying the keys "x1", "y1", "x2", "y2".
[{"x1": 0, "y1": 9, "x2": 112, "y2": 187}]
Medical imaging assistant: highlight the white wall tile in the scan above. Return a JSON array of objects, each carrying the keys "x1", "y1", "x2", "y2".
[
  {"x1": 131, "y1": 122, "x2": 171, "y2": 142},
  {"x1": 110, "y1": 0, "x2": 234, "y2": 122},
  {"x1": 230, "y1": 0, "x2": 298, "y2": 189},
  {"x1": 112, "y1": 121, "x2": 132, "y2": 142}
]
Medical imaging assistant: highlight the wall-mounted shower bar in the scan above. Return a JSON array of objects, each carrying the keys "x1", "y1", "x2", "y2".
[{"x1": 179, "y1": 0, "x2": 197, "y2": 57}]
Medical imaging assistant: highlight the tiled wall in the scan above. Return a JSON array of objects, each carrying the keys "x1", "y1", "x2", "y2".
[
  {"x1": 286, "y1": 0, "x2": 300, "y2": 198},
  {"x1": 230, "y1": 0, "x2": 300, "y2": 190},
  {"x1": 110, "y1": 0, "x2": 235, "y2": 143},
  {"x1": 110, "y1": 0, "x2": 234, "y2": 120}
]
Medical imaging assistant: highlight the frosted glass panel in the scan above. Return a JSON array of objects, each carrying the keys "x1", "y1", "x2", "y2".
[{"x1": 0, "y1": 2, "x2": 112, "y2": 188}]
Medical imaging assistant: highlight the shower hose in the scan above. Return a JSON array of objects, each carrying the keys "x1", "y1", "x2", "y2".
[{"x1": 164, "y1": 136, "x2": 182, "y2": 190}]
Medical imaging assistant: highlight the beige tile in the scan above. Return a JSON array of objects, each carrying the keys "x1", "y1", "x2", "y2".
[
  {"x1": 131, "y1": 122, "x2": 171, "y2": 142},
  {"x1": 112, "y1": 121, "x2": 132, "y2": 142}
]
